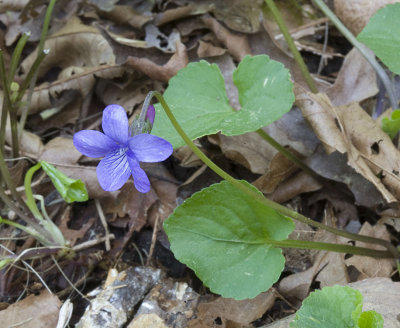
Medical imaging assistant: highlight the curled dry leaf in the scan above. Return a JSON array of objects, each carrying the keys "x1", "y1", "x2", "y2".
[
  {"x1": 201, "y1": 14, "x2": 251, "y2": 61},
  {"x1": 345, "y1": 222, "x2": 395, "y2": 279},
  {"x1": 209, "y1": 133, "x2": 277, "y2": 175},
  {"x1": 99, "y1": 5, "x2": 152, "y2": 29},
  {"x1": 295, "y1": 84, "x2": 400, "y2": 203},
  {"x1": 21, "y1": 16, "x2": 115, "y2": 78},
  {"x1": 124, "y1": 39, "x2": 188, "y2": 82},
  {"x1": 191, "y1": 290, "x2": 276, "y2": 327},
  {"x1": 197, "y1": 40, "x2": 226, "y2": 58},
  {"x1": 334, "y1": 0, "x2": 400, "y2": 35},
  {"x1": 326, "y1": 47, "x2": 378, "y2": 106},
  {"x1": 154, "y1": 3, "x2": 210, "y2": 26},
  {"x1": 267, "y1": 171, "x2": 322, "y2": 203},
  {"x1": 210, "y1": 0, "x2": 263, "y2": 33}
]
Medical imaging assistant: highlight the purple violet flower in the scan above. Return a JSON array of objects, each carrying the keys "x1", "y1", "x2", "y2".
[
  {"x1": 73, "y1": 104, "x2": 173, "y2": 193},
  {"x1": 146, "y1": 105, "x2": 155, "y2": 125}
]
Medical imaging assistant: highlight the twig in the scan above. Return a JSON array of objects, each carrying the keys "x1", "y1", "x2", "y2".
[
  {"x1": 147, "y1": 213, "x2": 160, "y2": 265},
  {"x1": 94, "y1": 199, "x2": 111, "y2": 251}
]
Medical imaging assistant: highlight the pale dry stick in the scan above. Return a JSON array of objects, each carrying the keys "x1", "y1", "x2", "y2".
[
  {"x1": 317, "y1": 22, "x2": 329, "y2": 75},
  {"x1": 94, "y1": 199, "x2": 111, "y2": 251},
  {"x1": 131, "y1": 242, "x2": 145, "y2": 266},
  {"x1": 147, "y1": 212, "x2": 161, "y2": 265},
  {"x1": 51, "y1": 255, "x2": 89, "y2": 300},
  {"x1": 72, "y1": 234, "x2": 116, "y2": 252},
  {"x1": 56, "y1": 299, "x2": 73, "y2": 328},
  {"x1": 57, "y1": 266, "x2": 94, "y2": 299},
  {"x1": 0, "y1": 244, "x2": 53, "y2": 294}
]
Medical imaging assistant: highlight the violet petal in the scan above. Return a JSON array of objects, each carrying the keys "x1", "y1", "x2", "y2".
[
  {"x1": 127, "y1": 151, "x2": 150, "y2": 193},
  {"x1": 128, "y1": 134, "x2": 173, "y2": 163},
  {"x1": 96, "y1": 148, "x2": 131, "y2": 191},
  {"x1": 73, "y1": 130, "x2": 118, "y2": 158},
  {"x1": 102, "y1": 104, "x2": 129, "y2": 145}
]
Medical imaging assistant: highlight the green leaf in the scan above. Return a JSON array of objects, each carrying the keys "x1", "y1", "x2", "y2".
[
  {"x1": 357, "y1": 311, "x2": 384, "y2": 328},
  {"x1": 163, "y1": 180, "x2": 294, "y2": 300},
  {"x1": 40, "y1": 161, "x2": 88, "y2": 203},
  {"x1": 357, "y1": 3, "x2": 400, "y2": 74},
  {"x1": 382, "y1": 109, "x2": 400, "y2": 139},
  {"x1": 290, "y1": 286, "x2": 365, "y2": 328},
  {"x1": 152, "y1": 55, "x2": 294, "y2": 148}
]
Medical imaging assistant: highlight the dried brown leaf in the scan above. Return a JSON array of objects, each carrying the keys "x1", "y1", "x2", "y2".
[
  {"x1": 0, "y1": 291, "x2": 61, "y2": 328},
  {"x1": 279, "y1": 208, "x2": 349, "y2": 302},
  {"x1": 192, "y1": 290, "x2": 275, "y2": 327},
  {"x1": 21, "y1": 16, "x2": 115, "y2": 78},
  {"x1": 201, "y1": 14, "x2": 251, "y2": 61},
  {"x1": 25, "y1": 65, "x2": 125, "y2": 114},
  {"x1": 268, "y1": 171, "x2": 322, "y2": 203},
  {"x1": 211, "y1": 0, "x2": 263, "y2": 33},
  {"x1": 154, "y1": 4, "x2": 210, "y2": 26},
  {"x1": 100, "y1": 5, "x2": 151, "y2": 28},
  {"x1": 326, "y1": 47, "x2": 378, "y2": 106},
  {"x1": 197, "y1": 40, "x2": 226, "y2": 58},
  {"x1": 209, "y1": 133, "x2": 277, "y2": 174},
  {"x1": 39, "y1": 137, "x2": 82, "y2": 165},
  {"x1": 345, "y1": 222, "x2": 395, "y2": 279},
  {"x1": 295, "y1": 85, "x2": 400, "y2": 203},
  {"x1": 124, "y1": 40, "x2": 188, "y2": 82}
]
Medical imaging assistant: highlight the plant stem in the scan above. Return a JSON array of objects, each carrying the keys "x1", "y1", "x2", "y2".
[
  {"x1": 15, "y1": 50, "x2": 47, "y2": 105},
  {"x1": 24, "y1": 162, "x2": 44, "y2": 220},
  {"x1": 0, "y1": 137, "x2": 25, "y2": 207},
  {"x1": 270, "y1": 239, "x2": 393, "y2": 258},
  {"x1": 153, "y1": 91, "x2": 399, "y2": 258},
  {"x1": 19, "y1": 0, "x2": 56, "y2": 137},
  {"x1": 0, "y1": 217, "x2": 51, "y2": 246},
  {"x1": 0, "y1": 187, "x2": 50, "y2": 241},
  {"x1": 0, "y1": 50, "x2": 14, "y2": 153},
  {"x1": 7, "y1": 32, "x2": 30, "y2": 83},
  {"x1": 256, "y1": 129, "x2": 321, "y2": 182},
  {"x1": 311, "y1": 0, "x2": 398, "y2": 110},
  {"x1": 264, "y1": 0, "x2": 318, "y2": 93}
]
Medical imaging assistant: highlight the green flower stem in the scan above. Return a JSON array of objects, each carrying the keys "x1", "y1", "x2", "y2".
[
  {"x1": 256, "y1": 129, "x2": 322, "y2": 182},
  {"x1": 8, "y1": 32, "x2": 30, "y2": 83},
  {"x1": 19, "y1": 0, "x2": 56, "y2": 137},
  {"x1": 269, "y1": 239, "x2": 393, "y2": 258},
  {"x1": 311, "y1": 0, "x2": 398, "y2": 111},
  {"x1": 24, "y1": 162, "x2": 43, "y2": 220},
  {"x1": 0, "y1": 47, "x2": 18, "y2": 157},
  {"x1": 0, "y1": 50, "x2": 13, "y2": 152},
  {"x1": 15, "y1": 50, "x2": 47, "y2": 105},
  {"x1": 0, "y1": 186, "x2": 51, "y2": 243},
  {"x1": 0, "y1": 217, "x2": 50, "y2": 246},
  {"x1": 0, "y1": 138, "x2": 25, "y2": 207},
  {"x1": 264, "y1": 0, "x2": 318, "y2": 93},
  {"x1": 153, "y1": 91, "x2": 399, "y2": 258}
]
